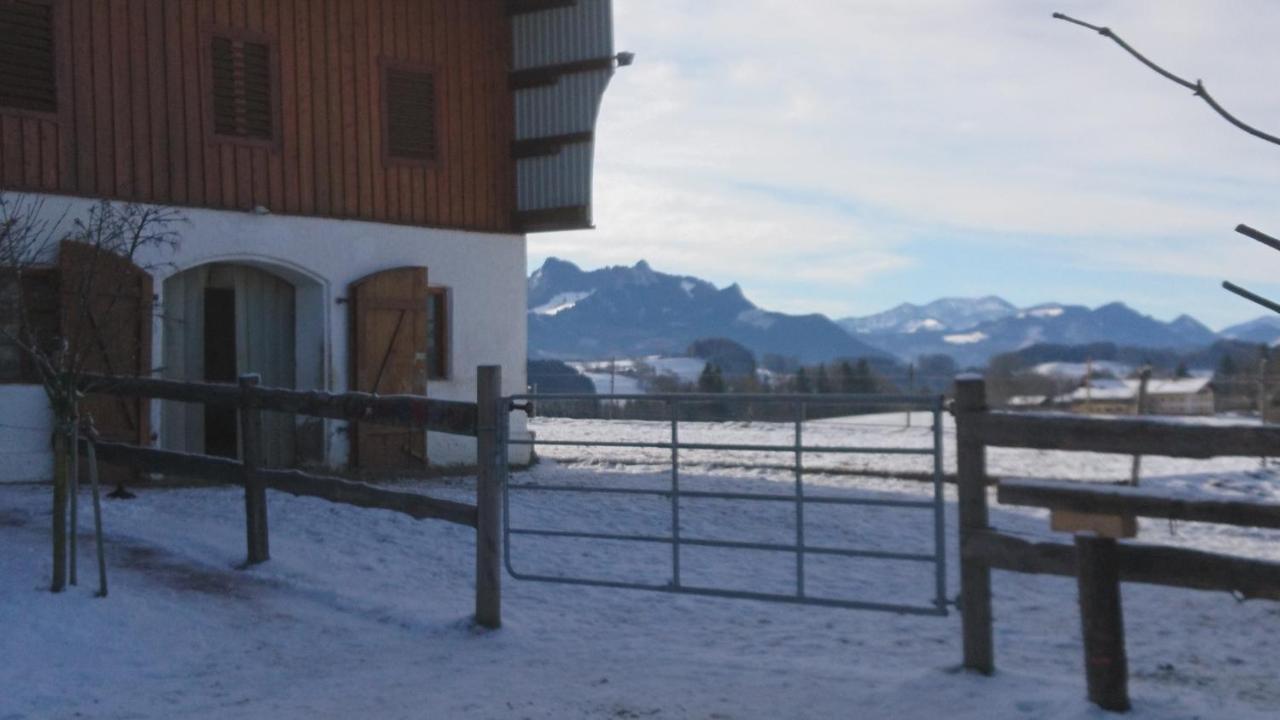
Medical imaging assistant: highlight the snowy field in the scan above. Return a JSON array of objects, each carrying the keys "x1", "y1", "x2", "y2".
[{"x1": 3, "y1": 412, "x2": 1280, "y2": 719}]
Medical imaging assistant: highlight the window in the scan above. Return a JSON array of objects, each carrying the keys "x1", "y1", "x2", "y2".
[
  {"x1": 0, "y1": 0, "x2": 57, "y2": 114},
  {"x1": 0, "y1": 269, "x2": 59, "y2": 384},
  {"x1": 211, "y1": 33, "x2": 274, "y2": 142},
  {"x1": 425, "y1": 287, "x2": 449, "y2": 380},
  {"x1": 384, "y1": 64, "x2": 437, "y2": 163}
]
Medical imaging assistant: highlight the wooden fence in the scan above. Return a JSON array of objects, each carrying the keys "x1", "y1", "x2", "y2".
[
  {"x1": 954, "y1": 377, "x2": 1280, "y2": 712},
  {"x1": 77, "y1": 366, "x2": 507, "y2": 629}
]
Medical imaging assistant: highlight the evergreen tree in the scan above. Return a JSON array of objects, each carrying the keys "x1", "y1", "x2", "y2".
[
  {"x1": 697, "y1": 363, "x2": 726, "y2": 394},
  {"x1": 793, "y1": 367, "x2": 811, "y2": 393},
  {"x1": 838, "y1": 360, "x2": 857, "y2": 393},
  {"x1": 853, "y1": 359, "x2": 875, "y2": 393},
  {"x1": 1218, "y1": 354, "x2": 1238, "y2": 378},
  {"x1": 815, "y1": 364, "x2": 832, "y2": 394}
]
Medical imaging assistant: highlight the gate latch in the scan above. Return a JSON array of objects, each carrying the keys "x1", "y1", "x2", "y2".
[{"x1": 509, "y1": 400, "x2": 535, "y2": 417}]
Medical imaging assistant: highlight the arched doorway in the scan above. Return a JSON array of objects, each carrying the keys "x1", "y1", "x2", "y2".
[{"x1": 160, "y1": 262, "x2": 322, "y2": 467}]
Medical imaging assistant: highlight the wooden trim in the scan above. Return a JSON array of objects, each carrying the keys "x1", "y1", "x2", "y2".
[
  {"x1": 511, "y1": 130, "x2": 593, "y2": 159},
  {"x1": 509, "y1": 56, "x2": 613, "y2": 90},
  {"x1": 202, "y1": 24, "x2": 282, "y2": 151},
  {"x1": 506, "y1": 0, "x2": 576, "y2": 16},
  {"x1": 515, "y1": 205, "x2": 591, "y2": 233},
  {"x1": 378, "y1": 56, "x2": 442, "y2": 169}
]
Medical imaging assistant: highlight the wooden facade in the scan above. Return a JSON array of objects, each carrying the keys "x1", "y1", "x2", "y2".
[{"x1": 0, "y1": 0, "x2": 517, "y2": 234}]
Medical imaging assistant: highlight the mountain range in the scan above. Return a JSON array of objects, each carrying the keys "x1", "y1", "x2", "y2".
[
  {"x1": 528, "y1": 259, "x2": 886, "y2": 364},
  {"x1": 839, "y1": 297, "x2": 1018, "y2": 335},
  {"x1": 527, "y1": 258, "x2": 1280, "y2": 367},
  {"x1": 842, "y1": 301, "x2": 1218, "y2": 367}
]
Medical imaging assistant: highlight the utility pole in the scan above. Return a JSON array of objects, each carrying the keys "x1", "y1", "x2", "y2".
[
  {"x1": 608, "y1": 357, "x2": 616, "y2": 420},
  {"x1": 906, "y1": 362, "x2": 915, "y2": 428},
  {"x1": 1258, "y1": 354, "x2": 1270, "y2": 425},
  {"x1": 1259, "y1": 354, "x2": 1270, "y2": 469},
  {"x1": 1129, "y1": 366, "x2": 1151, "y2": 486},
  {"x1": 1084, "y1": 358, "x2": 1093, "y2": 414}
]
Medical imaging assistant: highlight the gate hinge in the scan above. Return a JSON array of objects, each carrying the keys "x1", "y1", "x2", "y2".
[{"x1": 509, "y1": 400, "x2": 535, "y2": 417}]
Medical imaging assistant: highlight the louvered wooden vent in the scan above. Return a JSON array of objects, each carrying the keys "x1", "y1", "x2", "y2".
[
  {"x1": 0, "y1": 1, "x2": 57, "y2": 114},
  {"x1": 211, "y1": 35, "x2": 273, "y2": 141},
  {"x1": 385, "y1": 67, "x2": 437, "y2": 162}
]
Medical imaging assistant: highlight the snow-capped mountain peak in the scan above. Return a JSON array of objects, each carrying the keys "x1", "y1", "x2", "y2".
[
  {"x1": 527, "y1": 259, "x2": 885, "y2": 363},
  {"x1": 839, "y1": 296, "x2": 1017, "y2": 335}
]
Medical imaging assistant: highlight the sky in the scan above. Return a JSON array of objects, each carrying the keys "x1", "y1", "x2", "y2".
[{"x1": 527, "y1": 0, "x2": 1280, "y2": 331}]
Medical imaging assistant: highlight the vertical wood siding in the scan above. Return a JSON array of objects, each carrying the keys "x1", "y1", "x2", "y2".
[{"x1": 0, "y1": 0, "x2": 515, "y2": 234}]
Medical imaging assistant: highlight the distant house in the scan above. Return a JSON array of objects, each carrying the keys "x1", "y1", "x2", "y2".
[
  {"x1": 0, "y1": 0, "x2": 623, "y2": 481},
  {"x1": 1065, "y1": 377, "x2": 1215, "y2": 416},
  {"x1": 1006, "y1": 394, "x2": 1051, "y2": 409}
]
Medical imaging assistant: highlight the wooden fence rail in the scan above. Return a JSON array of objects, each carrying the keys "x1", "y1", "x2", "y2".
[
  {"x1": 78, "y1": 366, "x2": 506, "y2": 629},
  {"x1": 963, "y1": 529, "x2": 1280, "y2": 601},
  {"x1": 79, "y1": 372, "x2": 480, "y2": 437},
  {"x1": 969, "y1": 410, "x2": 1280, "y2": 458},
  {"x1": 955, "y1": 376, "x2": 1280, "y2": 712},
  {"x1": 998, "y1": 478, "x2": 1280, "y2": 531}
]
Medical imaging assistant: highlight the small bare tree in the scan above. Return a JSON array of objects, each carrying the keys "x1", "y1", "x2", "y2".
[
  {"x1": 0, "y1": 194, "x2": 182, "y2": 594},
  {"x1": 1054, "y1": 12, "x2": 1280, "y2": 320}
]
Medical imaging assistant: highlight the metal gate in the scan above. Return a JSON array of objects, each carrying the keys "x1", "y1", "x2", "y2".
[{"x1": 502, "y1": 393, "x2": 949, "y2": 616}]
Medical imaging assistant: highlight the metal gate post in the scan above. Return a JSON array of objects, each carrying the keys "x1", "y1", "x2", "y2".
[
  {"x1": 670, "y1": 398, "x2": 681, "y2": 589},
  {"x1": 794, "y1": 400, "x2": 805, "y2": 598},
  {"x1": 475, "y1": 365, "x2": 503, "y2": 629},
  {"x1": 932, "y1": 403, "x2": 948, "y2": 613}
]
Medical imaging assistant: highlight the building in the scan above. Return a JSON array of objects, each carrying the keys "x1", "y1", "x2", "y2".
[
  {"x1": 0, "y1": 0, "x2": 623, "y2": 481},
  {"x1": 1065, "y1": 377, "x2": 1215, "y2": 416}
]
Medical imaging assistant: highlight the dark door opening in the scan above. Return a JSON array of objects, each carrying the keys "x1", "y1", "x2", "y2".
[{"x1": 203, "y1": 287, "x2": 238, "y2": 458}]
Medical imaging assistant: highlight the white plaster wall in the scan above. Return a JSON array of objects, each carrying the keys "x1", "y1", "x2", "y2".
[
  {"x1": 0, "y1": 194, "x2": 530, "y2": 481},
  {"x1": 0, "y1": 386, "x2": 53, "y2": 483}
]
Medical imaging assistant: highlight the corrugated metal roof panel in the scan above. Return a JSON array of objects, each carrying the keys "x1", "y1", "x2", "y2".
[
  {"x1": 512, "y1": 0, "x2": 614, "y2": 70},
  {"x1": 515, "y1": 70, "x2": 612, "y2": 140},
  {"x1": 510, "y1": 0, "x2": 618, "y2": 229}
]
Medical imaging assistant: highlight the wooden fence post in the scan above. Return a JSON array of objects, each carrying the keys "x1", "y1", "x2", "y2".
[
  {"x1": 475, "y1": 365, "x2": 503, "y2": 629},
  {"x1": 955, "y1": 376, "x2": 994, "y2": 674},
  {"x1": 1076, "y1": 536, "x2": 1130, "y2": 712},
  {"x1": 239, "y1": 374, "x2": 269, "y2": 564}
]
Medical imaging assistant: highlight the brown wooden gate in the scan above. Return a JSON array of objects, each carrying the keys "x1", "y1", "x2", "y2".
[
  {"x1": 349, "y1": 266, "x2": 429, "y2": 471},
  {"x1": 59, "y1": 240, "x2": 153, "y2": 448}
]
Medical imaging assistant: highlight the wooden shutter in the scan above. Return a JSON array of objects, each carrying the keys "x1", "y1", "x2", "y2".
[
  {"x1": 0, "y1": 0, "x2": 57, "y2": 114},
  {"x1": 59, "y1": 240, "x2": 153, "y2": 448},
  {"x1": 384, "y1": 66, "x2": 437, "y2": 162},
  {"x1": 349, "y1": 266, "x2": 429, "y2": 471},
  {"x1": 211, "y1": 34, "x2": 273, "y2": 141}
]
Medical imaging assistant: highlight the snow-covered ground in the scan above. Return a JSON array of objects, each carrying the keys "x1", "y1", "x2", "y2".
[{"x1": 3, "y1": 413, "x2": 1280, "y2": 719}]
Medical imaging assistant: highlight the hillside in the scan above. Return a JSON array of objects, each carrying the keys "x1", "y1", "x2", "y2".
[
  {"x1": 847, "y1": 301, "x2": 1217, "y2": 366},
  {"x1": 528, "y1": 258, "x2": 887, "y2": 364}
]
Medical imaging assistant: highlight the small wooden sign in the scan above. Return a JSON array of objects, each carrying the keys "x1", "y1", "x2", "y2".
[{"x1": 1050, "y1": 509, "x2": 1138, "y2": 539}]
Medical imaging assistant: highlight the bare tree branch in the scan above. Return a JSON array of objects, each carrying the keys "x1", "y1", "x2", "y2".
[
  {"x1": 1223, "y1": 281, "x2": 1280, "y2": 316},
  {"x1": 1053, "y1": 12, "x2": 1280, "y2": 147},
  {"x1": 1236, "y1": 224, "x2": 1280, "y2": 254}
]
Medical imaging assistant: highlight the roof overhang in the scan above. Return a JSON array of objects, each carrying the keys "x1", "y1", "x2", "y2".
[{"x1": 507, "y1": 0, "x2": 620, "y2": 233}]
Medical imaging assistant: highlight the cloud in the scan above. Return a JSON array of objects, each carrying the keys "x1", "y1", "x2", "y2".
[{"x1": 530, "y1": 0, "x2": 1280, "y2": 326}]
